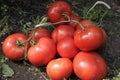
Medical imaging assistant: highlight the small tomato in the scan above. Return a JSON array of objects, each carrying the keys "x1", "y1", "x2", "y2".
[
  {"x1": 46, "y1": 58, "x2": 73, "y2": 80},
  {"x1": 52, "y1": 25, "x2": 75, "y2": 43},
  {"x1": 57, "y1": 37, "x2": 79, "y2": 58},
  {"x1": 2, "y1": 33, "x2": 28, "y2": 61}
]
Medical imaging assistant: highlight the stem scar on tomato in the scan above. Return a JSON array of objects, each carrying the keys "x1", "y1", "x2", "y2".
[{"x1": 16, "y1": 40, "x2": 24, "y2": 47}]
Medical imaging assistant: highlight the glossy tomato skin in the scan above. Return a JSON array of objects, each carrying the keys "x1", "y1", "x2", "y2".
[
  {"x1": 74, "y1": 26, "x2": 103, "y2": 51},
  {"x1": 52, "y1": 25, "x2": 75, "y2": 43},
  {"x1": 68, "y1": 13, "x2": 81, "y2": 28},
  {"x1": 28, "y1": 37, "x2": 56, "y2": 66},
  {"x1": 48, "y1": 1, "x2": 72, "y2": 23},
  {"x1": 29, "y1": 28, "x2": 51, "y2": 42},
  {"x1": 76, "y1": 19, "x2": 95, "y2": 30},
  {"x1": 2, "y1": 33, "x2": 28, "y2": 61},
  {"x1": 57, "y1": 37, "x2": 79, "y2": 59},
  {"x1": 73, "y1": 51, "x2": 107, "y2": 80},
  {"x1": 46, "y1": 58, "x2": 73, "y2": 80}
]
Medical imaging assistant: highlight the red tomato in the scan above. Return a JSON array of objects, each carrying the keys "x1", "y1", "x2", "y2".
[
  {"x1": 68, "y1": 13, "x2": 81, "y2": 28},
  {"x1": 52, "y1": 25, "x2": 75, "y2": 43},
  {"x1": 48, "y1": 1, "x2": 72, "y2": 23},
  {"x1": 29, "y1": 28, "x2": 51, "y2": 42},
  {"x1": 76, "y1": 19, "x2": 95, "y2": 30},
  {"x1": 2, "y1": 33, "x2": 28, "y2": 61},
  {"x1": 57, "y1": 37, "x2": 79, "y2": 59},
  {"x1": 73, "y1": 51, "x2": 107, "y2": 80},
  {"x1": 27, "y1": 37, "x2": 56, "y2": 66},
  {"x1": 74, "y1": 26, "x2": 103, "y2": 51},
  {"x1": 46, "y1": 58, "x2": 73, "y2": 80}
]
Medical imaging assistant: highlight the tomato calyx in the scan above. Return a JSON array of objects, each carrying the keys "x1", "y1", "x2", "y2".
[{"x1": 16, "y1": 40, "x2": 24, "y2": 47}]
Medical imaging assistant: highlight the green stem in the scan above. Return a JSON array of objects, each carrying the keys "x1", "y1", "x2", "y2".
[
  {"x1": 39, "y1": 17, "x2": 48, "y2": 24},
  {"x1": 71, "y1": 20, "x2": 85, "y2": 31},
  {"x1": 35, "y1": 13, "x2": 71, "y2": 28},
  {"x1": 98, "y1": 10, "x2": 109, "y2": 26},
  {"x1": 35, "y1": 16, "x2": 85, "y2": 31},
  {"x1": 35, "y1": 20, "x2": 70, "y2": 28},
  {"x1": 86, "y1": 1, "x2": 111, "y2": 17}
]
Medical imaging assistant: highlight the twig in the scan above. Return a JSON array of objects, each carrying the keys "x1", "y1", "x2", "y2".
[{"x1": 87, "y1": 1, "x2": 111, "y2": 16}]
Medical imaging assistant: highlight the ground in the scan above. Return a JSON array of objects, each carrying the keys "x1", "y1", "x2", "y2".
[{"x1": 0, "y1": 0, "x2": 120, "y2": 80}]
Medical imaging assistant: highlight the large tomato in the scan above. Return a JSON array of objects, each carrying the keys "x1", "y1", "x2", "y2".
[
  {"x1": 52, "y1": 25, "x2": 75, "y2": 43},
  {"x1": 48, "y1": 1, "x2": 72, "y2": 23},
  {"x1": 57, "y1": 37, "x2": 79, "y2": 59},
  {"x1": 73, "y1": 51, "x2": 107, "y2": 80},
  {"x1": 27, "y1": 37, "x2": 56, "y2": 66},
  {"x1": 46, "y1": 58, "x2": 73, "y2": 80},
  {"x1": 2, "y1": 33, "x2": 28, "y2": 61},
  {"x1": 74, "y1": 26, "x2": 103, "y2": 51},
  {"x1": 29, "y1": 28, "x2": 51, "y2": 42}
]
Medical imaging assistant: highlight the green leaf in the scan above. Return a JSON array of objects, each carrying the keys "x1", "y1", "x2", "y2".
[{"x1": 2, "y1": 63, "x2": 14, "y2": 78}]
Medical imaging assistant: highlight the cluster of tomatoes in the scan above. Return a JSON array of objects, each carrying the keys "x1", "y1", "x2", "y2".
[{"x1": 2, "y1": 1, "x2": 108, "y2": 80}]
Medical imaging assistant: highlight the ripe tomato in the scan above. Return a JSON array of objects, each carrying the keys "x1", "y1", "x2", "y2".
[
  {"x1": 2, "y1": 33, "x2": 28, "y2": 61},
  {"x1": 46, "y1": 58, "x2": 73, "y2": 80},
  {"x1": 52, "y1": 25, "x2": 75, "y2": 43},
  {"x1": 74, "y1": 26, "x2": 103, "y2": 51},
  {"x1": 27, "y1": 37, "x2": 56, "y2": 66},
  {"x1": 73, "y1": 51, "x2": 107, "y2": 80},
  {"x1": 76, "y1": 19, "x2": 95, "y2": 30},
  {"x1": 48, "y1": 1, "x2": 72, "y2": 23},
  {"x1": 68, "y1": 13, "x2": 81, "y2": 28},
  {"x1": 29, "y1": 28, "x2": 51, "y2": 42},
  {"x1": 57, "y1": 37, "x2": 79, "y2": 59}
]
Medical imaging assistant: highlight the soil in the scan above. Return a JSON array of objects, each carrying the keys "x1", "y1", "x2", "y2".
[
  {"x1": 0, "y1": 60, "x2": 48, "y2": 80},
  {"x1": 0, "y1": 0, "x2": 120, "y2": 80}
]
